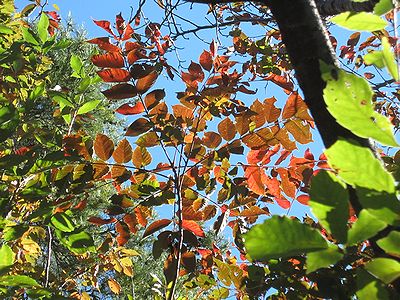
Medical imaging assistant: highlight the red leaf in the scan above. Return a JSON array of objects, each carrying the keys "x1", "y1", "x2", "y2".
[
  {"x1": 87, "y1": 37, "x2": 120, "y2": 52},
  {"x1": 97, "y1": 69, "x2": 131, "y2": 82},
  {"x1": 116, "y1": 102, "x2": 144, "y2": 115},
  {"x1": 143, "y1": 219, "x2": 172, "y2": 238},
  {"x1": 134, "y1": 207, "x2": 148, "y2": 227},
  {"x1": 123, "y1": 23, "x2": 134, "y2": 41},
  {"x1": 115, "y1": 13, "x2": 125, "y2": 35},
  {"x1": 266, "y1": 74, "x2": 293, "y2": 93},
  {"x1": 91, "y1": 52, "x2": 124, "y2": 68},
  {"x1": 123, "y1": 214, "x2": 138, "y2": 233},
  {"x1": 199, "y1": 50, "x2": 213, "y2": 71},
  {"x1": 247, "y1": 149, "x2": 268, "y2": 164},
  {"x1": 304, "y1": 148, "x2": 314, "y2": 160},
  {"x1": 93, "y1": 19, "x2": 116, "y2": 37},
  {"x1": 102, "y1": 83, "x2": 137, "y2": 100},
  {"x1": 88, "y1": 216, "x2": 115, "y2": 225},
  {"x1": 181, "y1": 220, "x2": 205, "y2": 237},
  {"x1": 276, "y1": 196, "x2": 291, "y2": 209},
  {"x1": 136, "y1": 71, "x2": 158, "y2": 93},
  {"x1": 297, "y1": 195, "x2": 310, "y2": 205}
]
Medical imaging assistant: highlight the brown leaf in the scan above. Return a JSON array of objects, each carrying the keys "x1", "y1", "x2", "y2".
[
  {"x1": 263, "y1": 97, "x2": 281, "y2": 123},
  {"x1": 113, "y1": 138, "x2": 132, "y2": 163},
  {"x1": 136, "y1": 132, "x2": 159, "y2": 147},
  {"x1": 181, "y1": 251, "x2": 196, "y2": 272},
  {"x1": 136, "y1": 71, "x2": 158, "y2": 93},
  {"x1": 267, "y1": 74, "x2": 293, "y2": 93},
  {"x1": 94, "y1": 134, "x2": 114, "y2": 161},
  {"x1": 285, "y1": 119, "x2": 312, "y2": 144},
  {"x1": 143, "y1": 219, "x2": 172, "y2": 238},
  {"x1": 240, "y1": 206, "x2": 269, "y2": 217},
  {"x1": 125, "y1": 118, "x2": 151, "y2": 136},
  {"x1": 123, "y1": 214, "x2": 138, "y2": 233},
  {"x1": 91, "y1": 52, "x2": 124, "y2": 68},
  {"x1": 88, "y1": 216, "x2": 115, "y2": 225},
  {"x1": 116, "y1": 102, "x2": 144, "y2": 115},
  {"x1": 235, "y1": 113, "x2": 251, "y2": 135},
  {"x1": 218, "y1": 117, "x2": 236, "y2": 141},
  {"x1": 134, "y1": 207, "x2": 148, "y2": 227},
  {"x1": 202, "y1": 131, "x2": 222, "y2": 148},
  {"x1": 97, "y1": 68, "x2": 131, "y2": 82},
  {"x1": 132, "y1": 146, "x2": 152, "y2": 168},
  {"x1": 145, "y1": 89, "x2": 165, "y2": 110},
  {"x1": 102, "y1": 83, "x2": 138, "y2": 100}
]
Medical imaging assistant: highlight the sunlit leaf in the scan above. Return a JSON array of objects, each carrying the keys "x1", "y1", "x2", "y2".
[
  {"x1": 376, "y1": 231, "x2": 400, "y2": 256},
  {"x1": 331, "y1": 12, "x2": 387, "y2": 31},
  {"x1": 98, "y1": 68, "x2": 131, "y2": 82},
  {"x1": 0, "y1": 275, "x2": 40, "y2": 287},
  {"x1": 91, "y1": 52, "x2": 125, "y2": 68},
  {"x1": 365, "y1": 258, "x2": 400, "y2": 284},
  {"x1": 245, "y1": 216, "x2": 328, "y2": 261},
  {"x1": 94, "y1": 134, "x2": 114, "y2": 161},
  {"x1": 218, "y1": 117, "x2": 236, "y2": 141},
  {"x1": 181, "y1": 220, "x2": 205, "y2": 237},
  {"x1": 132, "y1": 146, "x2": 152, "y2": 168},
  {"x1": 136, "y1": 71, "x2": 158, "y2": 93},
  {"x1": 102, "y1": 83, "x2": 138, "y2": 100},
  {"x1": 116, "y1": 102, "x2": 144, "y2": 115},
  {"x1": 125, "y1": 118, "x2": 151, "y2": 136},
  {"x1": 356, "y1": 269, "x2": 390, "y2": 300},
  {"x1": 347, "y1": 209, "x2": 387, "y2": 245},
  {"x1": 50, "y1": 213, "x2": 76, "y2": 232},
  {"x1": 143, "y1": 219, "x2": 172, "y2": 238},
  {"x1": 244, "y1": 166, "x2": 265, "y2": 195},
  {"x1": 77, "y1": 100, "x2": 101, "y2": 115},
  {"x1": 108, "y1": 278, "x2": 121, "y2": 294},
  {"x1": 113, "y1": 138, "x2": 132, "y2": 163},
  {"x1": 0, "y1": 244, "x2": 14, "y2": 272},
  {"x1": 306, "y1": 246, "x2": 343, "y2": 274}
]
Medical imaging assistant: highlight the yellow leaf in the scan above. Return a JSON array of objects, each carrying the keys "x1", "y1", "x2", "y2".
[{"x1": 108, "y1": 278, "x2": 121, "y2": 294}]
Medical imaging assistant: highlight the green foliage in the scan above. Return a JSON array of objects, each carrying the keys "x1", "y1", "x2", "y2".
[{"x1": 331, "y1": 12, "x2": 387, "y2": 31}]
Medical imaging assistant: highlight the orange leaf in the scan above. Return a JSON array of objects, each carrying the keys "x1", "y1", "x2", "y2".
[
  {"x1": 91, "y1": 52, "x2": 124, "y2": 68},
  {"x1": 94, "y1": 134, "x2": 114, "y2": 161},
  {"x1": 218, "y1": 117, "x2": 236, "y2": 141},
  {"x1": 285, "y1": 119, "x2": 312, "y2": 144},
  {"x1": 102, "y1": 83, "x2": 137, "y2": 100},
  {"x1": 93, "y1": 20, "x2": 115, "y2": 36},
  {"x1": 134, "y1": 207, "x2": 148, "y2": 227},
  {"x1": 123, "y1": 213, "x2": 138, "y2": 233},
  {"x1": 112, "y1": 138, "x2": 132, "y2": 163},
  {"x1": 202, "y1": 131, "x2": 222, "y2": 148},
  {"x1": 181, "y1": 220, "x2": 205, "y2": 237},
  {"x1": 116, "y1": 102, "x2": 144, "y2": 115},
  {"x1": 143, "y1": 219, "x2": 172, "y2": 238},
  {"x1": 97, "y1": 68, "x2": 131, "y2": 82},
  {"x1": 132, "y1": 146, "x2": 152, "y2": 168},
  {"x1": 267, "y1": 74, "x2": 293, "y2": 93},
  {"x1": 240, "y1": 206, "x2": 269, "y2": 217},
  {"x1": 297, "y1": 194, "x2": 310, "y2": 205},
  {"x1": 244, "y1": 166, "x2": 265, "y2": 195},
  {"x1": 107, "y1": 278, "x2": 121, "y2": 294},
  {"x1": 136, "y1": 71, "x2": 158, "y2": 93},
  {"x1": 276, "y1": 196, "x2": 291, "y2": 209},
  {"x1": 247, "y1": 149, "x2": 268, "y2": 164},
  {"x1": 263, "y1": 97, "x2": 281, "y2": 123}
]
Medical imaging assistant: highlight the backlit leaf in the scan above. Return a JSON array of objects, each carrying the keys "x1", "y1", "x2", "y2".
[
  {"x1": 91, "y1": 52, "x2": 124, "y2": 68},
  {"x1": 202, "y1": 131, "x2": 222, "y2": 148},
  {"x1": 365, "y1": 258, "x2": 400, "y2": 284},
  {"x1": 325, "y1": 139, "x2": 395, "y2": 193},
  {"x1": 347, "y1": 209, "x2": 387, "y2": 245},
  {"x1": 102, "y1": 83, "x2": 138, "y2": 100},
  {"x1": 98, "y1": 68, "x2": 131, "y2": 82},
  {"x1": 132, "y1": 146, "x2": 152, "y2": 168},
  {"x1": 144, "y1": 89, "x2": 165, "y2": 110},
  {"x1": 136, "y1": 71, "x2": 158, "y2": 93},
  {"x1": 113, "y1": 138, "x2": 132, "y2": 163},
  {"x1": 218, "y1": 117, "x2": 236, "y2": 141},
  {"x1": 376, "y1": 231, "x2": 400, "y2": 256},
  {"x1": 77, "y1": 100, "x2": 100, "y2": 115},
  {"x1": 331, "y1": 12, "x2": 387, "y2": 32},
  {"x1": 181, "y1": 220, "x2": 205, "y2": 237},
  {"x1": 116, "y1": 102, "x2": 144, "y2": 115},
  {"x1": 143, "y1": 219, "x2": 172, "y2": 238},
  {"x1": 50, "y1": 213, "x2": 75, "y2": 232},
  {"x1": 0, "y1": 275, "x2": 40, "y2": 287},
  {"x1": 244, "y1": 166, "x2": 265, "y2": 195},
  {"x1": 94, "y1": 134, "x2": 114, "y2": 161},
  {"x1": 285, "y1": 119, "x2": 312, "y2": 144},
  {"x1": 0, "y1": 244, "x2": 14, "y2": 271},
  {"x1": 125, "y1": 118, "x2": 151, "y2": 136},
  {"x1": 263, "y1": 97, "x2": 281, "y2": 123},
  {"x1": 199, "y1": 50, "x2": 213, "y2": 71},
  {"x1": 356, "y1": 269, "x2": 390, "y2": 300},
  {"x1": 306, "y1": 246, "x2": 343, "y2": 274},
  {"x1": 245, "y1": 216, "x2": 328, "y2": 261}
]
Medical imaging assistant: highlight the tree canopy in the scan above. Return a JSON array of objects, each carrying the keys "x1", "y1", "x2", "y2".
[{"x1": 1, "y1": 0, "x2": 400, "y2": 299}]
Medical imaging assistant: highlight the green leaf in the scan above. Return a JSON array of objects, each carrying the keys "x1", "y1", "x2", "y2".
[
  {"x1": 55, "y1": 229, "x2": 95, "y2": 254},
  {"x1": 0, "y1": 104, "x2": 19, "y2": 143},
  {"x1": 77, "y1": 100, "x2": 100, "y2": 115},
  {"x1": 381, "y1": 37, "x2": 399, "y2": 81},
  {"x1": 0, "y1": 244, "x2": 14, "y2": 271},
  {"x1": 2, "y1": 225, "x2": 28, "y2": 241},
  {"x1": 28, "y1": 82, "x2": 45, "y2": 100},
  {"x1": 376, "y1": 231, "x2": 400, "y2": 256},
  {"x1": 331, "y1": 12, "x2": 387, "y2": 32},
  {"x1": 50, "y1": 213, "x2": 75, "y2": 232},
  {"x1": 365, "y1": 258, "x2": 400, "y2": 284},
  {"x1": 70, "y1": 55, "x2": 83, "y2": 78},
  {"x1": 347, "y1": 209, "x2": 387, "y2": 245},
  {"x1": 0, "y1": 275, "x2": 40, "y2": 287},
  {"x1": 356, "y1": 188, "x2": 400, "y2": 225},
  {"x1": 53, "y1": 95, "x2": 74, "y2": 111},
  {"x1": 37, "y1": 13, "x2": 49, "y2": 43},
  {"x1": 306, "y1": 246, "x2": 343, "y2": 274},
  {"x1": 309, "y1": 171, "x2": 349, "y2": 243},
  {"x1": 244, "y1": 216, "x2": 328, "y2": 261},
  {"x1": 21, "y1": 27, "x2": 40, "y2": 45},
  {"x1": 0, "y1": 25, "x2": 13, "y2": 35},
  {"x1": 52, "y1": 39, "x2": 72, "y2": 50},
  {"x1": 374, "y1": 0, "x2": 393, "y2": 15},
  {"x1": 325, "y1": 139, "x2": 395, "y2": 193},
  {"x1": 322, "y1": 69, "x2": 397, "y2": 146},
  {"x1": 356, "y1": 269, "x2": 389, "y2": 300}
]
